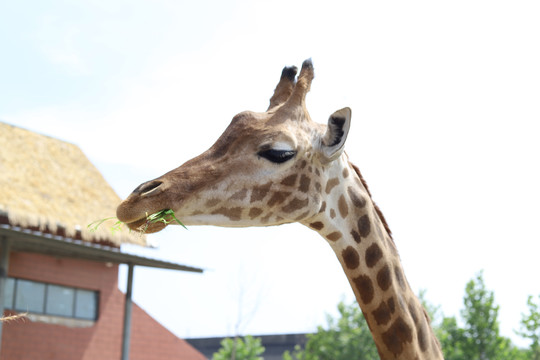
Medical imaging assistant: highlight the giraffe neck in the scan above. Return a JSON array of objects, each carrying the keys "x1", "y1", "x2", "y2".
[{"x1": 303, "y1": 158, "x2": 443, "y2": 360}]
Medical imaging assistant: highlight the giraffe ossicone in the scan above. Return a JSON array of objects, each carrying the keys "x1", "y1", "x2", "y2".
[{"x1": 116, "y1": 59, "x2": 444, "y2": 359}]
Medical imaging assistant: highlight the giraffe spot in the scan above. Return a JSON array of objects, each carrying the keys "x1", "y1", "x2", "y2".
[
  {"x1": 211, "y1": 207, "x2": 242, "y2": 221},
  {"x1": 372, "y1": 300, "x2": 392, "y2": 326},
  {"x1": 365, "y1": 243, "x2": 383, "y2": 268},
  {"x1": 363, "y1": 310, "x2": 374, "y2": 332},
  {"x1": 300, "y1": 160, "x2": 307, "y2": 169},
  {"x1": 251, "y1": 182, "x2": 272, "y2": 202},
  {"x1": 418, "y1": 318, "x2": 429, "y2": 352},
  {"x1": 338, "y1": 195, "x2": 349, "y2": 218},
  {"x1": 309, "y1": 221, "x2": 324, "y2": 230},
  {"x1": 267, "y1": 191, "x2": 291, "y2": 207},
  {"x1": 281, "y1": 174, "x2": 298, "y2": 187},
  {"x1": 229, "y1": 189, "x2": 247, "y2": 201},
  {"x1": 381, "y1": 317, "x2": 413, "y2": 357},
  {"x1": 358, "y1": 215, "x2": 371, "y2": 237},
  {"x1": 315, "y1": 168, "x2": 320, "y2": 176},
  {"x1": 314, "y1": 182, "x2": 321, "y2": 192},
  {"x1": 408, "y1": 302, "x2": 419, "y2": 324},
  {"x1": 350, "y1": 230, "x2": 361, "y2": 243},
  {"x1": 260, "y1": 213, "x2": 272, "y2": 224},
  {"x1": 282, "y1": 197, "x2": 309, "y2": 213},
  {"x1": 342, "y1": 168, "x2": 349, "y2": 178},
  {"x1": 377, "y1": 264, "x2": 392, "y2": 291},
  {"x1": 326, "y1": 231, "x2": 342, "y2": 242},
  {"x1": 342, "y1": 246, "x2": 359, "y2": 269},
  {"x1": 347, "y1": 186, "x2": 366, "y2": 208},
  {"x1": 308, "y1": 166, "x2": 313, "y2": 173},
  {"x1": 248, "y1": 207, "x2": 263, "y2": 219},
  {"x1": 386, "y1": 236, "x2": 399, "y2": 256},
  {"x1": 353, "y1": 275, "x2": 374, "y2": 304},
  {"x1": 205, "y1": 198, "x2": 220, "y2": 207},
  {"x1": 388, "y1": 296, "x2": 396, "y2": 313},
  {"x1": 330, "y1": 209, "x2": 336, "y2": 219},
  {"x1": 299, "y1": 174, "x2": 311, "y2": 193},
  {"x1": 319, "y1": 201, "x2": 326, "y2": 213},
  {"x1": 325, "y1": 177, "x2": 340, "y2": 194},
  {"x1": 294, "y1": 210, "x2": 311, "y2": 221},
  {"x1": 394, "y1": 265, "x2": 407, "y2": 290}
]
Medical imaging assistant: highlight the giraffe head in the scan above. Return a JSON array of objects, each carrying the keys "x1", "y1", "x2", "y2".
[{"x1": 116, "y1": 60, "x2": 351, "y2": 233}]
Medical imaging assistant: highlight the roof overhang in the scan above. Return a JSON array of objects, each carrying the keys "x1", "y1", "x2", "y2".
[{"x1": 0, "y1": 224, "x2": 203, "y2": 273}]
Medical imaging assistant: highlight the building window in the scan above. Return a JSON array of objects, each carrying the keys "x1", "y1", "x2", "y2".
[{"x1": 3, "y1": 278, "x2": 98, "y2": 321}]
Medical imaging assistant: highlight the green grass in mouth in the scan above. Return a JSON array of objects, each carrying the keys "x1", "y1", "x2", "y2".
[{"x1": 88, "y1": 209, "x2": 186, "y2": 234}]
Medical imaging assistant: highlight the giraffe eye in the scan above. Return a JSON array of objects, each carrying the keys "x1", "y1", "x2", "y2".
[{"x1": 257, "y1": 149, "x2": 296, "y2": 164}]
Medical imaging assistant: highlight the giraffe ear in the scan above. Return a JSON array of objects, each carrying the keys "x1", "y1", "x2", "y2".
[{"x1": 319, "y1": 107, "x2": 351, "y2": 163}]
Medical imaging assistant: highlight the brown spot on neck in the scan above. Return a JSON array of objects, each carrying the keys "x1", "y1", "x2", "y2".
[
  {"x1": 326, "y1": 231, "x2": 342, "y2": 241},
  {"x1": 281, "y1": 174, "x2": 297, "y2": 186},
  {"x1": 267, "y1": 191, "x2": 291, "y2": 207},
  {"x1": 325, "y1": 177, "x2": 340, "y2": 194},
  {"x1": 350, "y1": 230, "x2": 361, "y2": 243},
  {"x1": 353, "y1": 275, "x2": 374, "y2": 304},
  {"x1": 211, "y1": 207, "x2": 242, "y2": 221},
  {"x1": 350, "y1": 162, "x2": 392, "y2": 238},
  {"x1": 342, "y1": 246, "x2": 360, "y2": 269},
  {"x1": 347, "y1": 186, "x2": 366, "y2": 208},
  {"x1": 372, "y1": 299, "x2": 393, "y2": 326},
  {"x1": 358, "y1": 215, "x2": 371, "y2": 238},
  {"x1": 365, "y1": 243, "x2": 383, "y2": 268},
  {"x1": 299, "y1": 174, "x2": 311, "y2": 192},
  {"x1": 248, "y1": 207, "x2": 263, "y2": 219},
  {"x1": 205, "y1": 198, "x2": 220, "y2": 207},
  {"x1": 282, "y1": 197, "x2": 309, "y2": 213},
  {"x1": 338, "y1": 195, "x2": 349, "y2": 218},
  {"x1": 377, "y1": 264, "x2": 392, "y2": 291},
  {"x1": 229, "y1": 189, "x2": 248, "y2": 201},
  {"x1": 309, "y1": 221, "x2": 325, "y2": 230},
  {"x1": 251, "y1": 182, "x2": 272, "y2": 202},
  {"x1": 381, "y1": 317, "x2": 413, "y2": 357}
]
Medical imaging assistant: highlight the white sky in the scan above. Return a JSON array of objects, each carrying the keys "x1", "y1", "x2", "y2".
[{"x1": 1, "y1": 0, "x2": 539, "y2": 347}]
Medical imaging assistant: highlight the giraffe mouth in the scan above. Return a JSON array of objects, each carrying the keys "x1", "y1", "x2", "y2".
[
  {"x1": 124, "y1": 217, "x2": 168, "y2": 234},
  {"x1": 123, "y1": 209, "x2": 178, "y2": 234}
]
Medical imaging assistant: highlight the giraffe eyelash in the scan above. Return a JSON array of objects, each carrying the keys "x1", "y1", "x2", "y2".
[{"x1": 257, "y1": 149, "x2": 296, "y2": 164}]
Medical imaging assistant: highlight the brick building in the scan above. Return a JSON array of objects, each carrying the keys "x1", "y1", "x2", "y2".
[{"x1": 0, "y1": 122, "x2": 205, "y2": 359}]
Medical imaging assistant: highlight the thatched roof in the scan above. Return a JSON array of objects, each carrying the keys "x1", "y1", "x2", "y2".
[{"x1": 0, "y1": 122, "x2": 148, "y2": 247}]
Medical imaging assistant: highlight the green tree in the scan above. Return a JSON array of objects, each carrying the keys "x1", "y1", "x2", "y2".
[
  {"x1": 460, "y1": 271, "x2": 504, "y2": 359},
  {"x1": 439, "y1": 271, "x2": 527, "y2": 360},
  {"x1": 516, "y1": 294, "x2": 540, "y2": 360},
  {"x1": 437, "y1": 315, "x2": 466, "y2": 360},
  {"x1": 283, "y1": 300, "x2": 378, "y2": 360},
  {"x1": 212, "y1": 335, "x2": 265, "y2": 360}
]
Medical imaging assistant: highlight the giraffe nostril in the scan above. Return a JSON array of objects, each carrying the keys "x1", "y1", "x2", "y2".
[{"x1": 134, "y1": 180, "x2": 163, "y2": 196}]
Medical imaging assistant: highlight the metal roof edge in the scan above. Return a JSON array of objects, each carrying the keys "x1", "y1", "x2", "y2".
[{"x1": 0, "y1": 224, "x2": 203, "y2": 273}]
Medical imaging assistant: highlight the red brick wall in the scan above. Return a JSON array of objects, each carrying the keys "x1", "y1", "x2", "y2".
[{"x1": 1, "y1": 252, "x2": 204, "y2": 360}]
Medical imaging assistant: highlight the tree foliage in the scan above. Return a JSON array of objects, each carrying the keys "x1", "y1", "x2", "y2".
[
  {"x1": 212, "y1": 335, "x2": 265, "y2": 360},
  {"x1": 460, "y1": 271, "x2": 505, "y2": 359},
  {"x1": 283, "y1": 300, "x2": 378, "y2": 360},
  {"x1": 516, "y1": 294, "x2": 540, "y2": 360},
  {"x1": 436, "y1": 271, "x2": 528, "y2": 360},
  {"x1": 210, "y1": 272, "x2": 535, "y2": 360}
]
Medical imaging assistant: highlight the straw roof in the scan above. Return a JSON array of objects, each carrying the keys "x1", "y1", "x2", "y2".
[{"x1": 0, "y1": 122, "x2": 148, "y2": 247}]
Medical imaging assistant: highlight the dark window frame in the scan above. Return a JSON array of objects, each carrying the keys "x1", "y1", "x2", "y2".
[{"x1": 3, "y1": 277, "x2": 99, "y2": 321}]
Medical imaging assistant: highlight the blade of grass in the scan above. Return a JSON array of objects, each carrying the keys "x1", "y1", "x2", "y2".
[{"x1": 88, "y1": 209, "x2": 187, "y2": 235}]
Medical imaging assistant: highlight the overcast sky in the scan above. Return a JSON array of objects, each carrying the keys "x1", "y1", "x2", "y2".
[{"x1": 1, "y1": 0, "x2": 539, "y2": 347}]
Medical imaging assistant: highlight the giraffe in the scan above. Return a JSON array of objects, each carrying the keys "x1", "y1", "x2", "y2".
[{"x1": 116, "y1": 60, "x2": 444, "y2": 359}]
